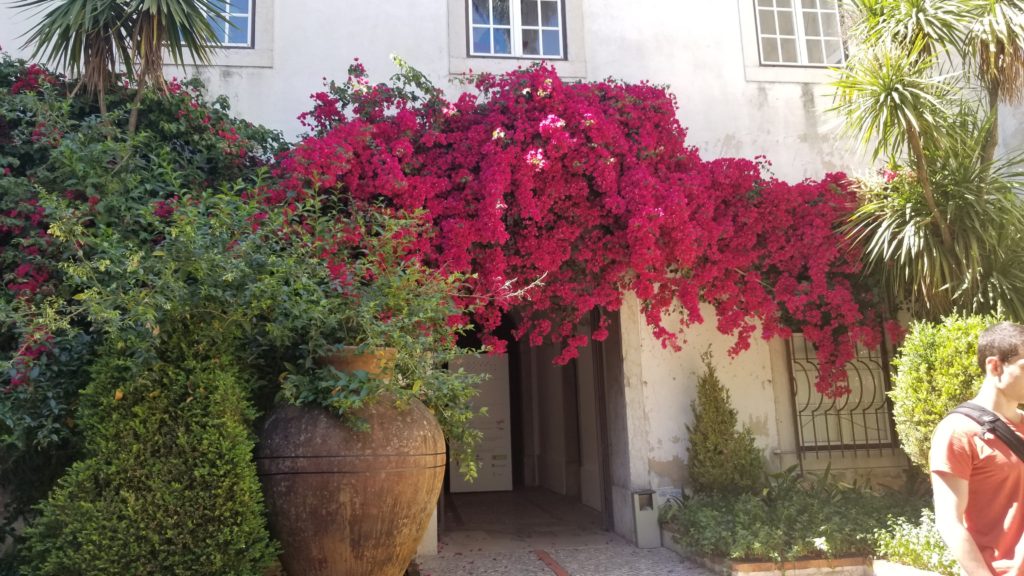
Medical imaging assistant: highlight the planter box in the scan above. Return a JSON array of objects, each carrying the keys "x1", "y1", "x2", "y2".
[
  {"x1": 872, "y1": 560, "x2": 942, "y2": 576},
  {"x1": 662, "y1": 528, "x2": 871, "y2": 576}
]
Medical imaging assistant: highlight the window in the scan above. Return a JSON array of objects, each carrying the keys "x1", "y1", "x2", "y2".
[
  {"x1": 754, "y1": 0, "x2": 843, "y2": 67},
  {"x1": 207, "y1": 0, "x2": 254, "y2": 48},
  {"x1": 787, "y1": 334, "x2": 897, "y2": 456},
  {"x1": 469, "y1": 0, "x2": 564, "y2": 59}
]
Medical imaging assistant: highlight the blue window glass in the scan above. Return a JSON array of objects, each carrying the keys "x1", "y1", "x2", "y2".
[
  {"x1": 228, "y1": 16, "x2": 249, "y2": 44},
  {"x1": 541, "y1": 29, "x2": 560, "y2": 56},
  {"x1": 472, "y1": 0, "x2": 489, "y2": 24},
  {"x1": 494, "y1": 28, "x2": 512, "y2": 54},
  {"x1": 473, "y1": 27, "x2": 491, "y2": 53}
]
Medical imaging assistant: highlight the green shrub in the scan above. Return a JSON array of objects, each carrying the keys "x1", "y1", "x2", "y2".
[
  {"x1": 686, "y1": 352, "x2": 765, "y2": 494},
  {"x1": 662, "y1": 466, "x2": 924, "y2": 563},
  {"x1": 19, "y1": 353, "x2": 277, "y2": 576},
  {"x1": 0, "y1": 52, "x2": 284, "y2": 545},
  {"x1": 890, "y1": 314, "x2": 998, "y2": 471},
  {"x1": 875, "y1": 510, "x2": 958, "y2": 576}
]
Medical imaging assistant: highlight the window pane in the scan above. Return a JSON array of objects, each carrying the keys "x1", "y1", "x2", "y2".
[
  {"x1": 757, "y1": 0, "x2": 772, "y2": 6},
  {"x1": 758, "y1": 9, "x2": 777, "y2": 35},
  {"x1": 541, "y1": 1, "x2": 559, "y2": 27},
  {"x1": 806, "y1": 39, "x2": 824, "y2": 63},
  {"x1": 803, "y1": 11, "x2": 821, "y2": 36},
  {"x1": 494, "y1": 27, "x2": 512, "y2": 54},
  {"x1": 493, "y1": 0, "x2": 510, "y2": 25},
  {"x1": 207, "y1": 14, "x2": 225, "y2": 42},
  {"x1": 777, "y1": 10, "x2": 795, "y2": 35},
  {"x1": 776, "y1": 0, "x2": 792, "y2": 7},
  {"x1": 521, "y1": 0, "x2": 538, "y2": 26},
  {"x1": 472, "y1": 0, "x2": 490, "y2": 24},
  {"x1": 230, "y1": 0, "x2": 249, "y2": 13},
  {"x1": 825, "y1": 39, "x2": 844, "y2": 63},
  {"x1": 211, "y1": 0, "x2": 226, "y2": 12},
  {"x1": 820, "y1": 0, "x2": 837, "y2": 9},
  {"x1": 522, "y1": 29, "x2": 540, "y2": 55},
  {"x1": 780, "y1": 37, "x2": 798, "y2": 62},
  {"x1": 228, "y1": 16, "x2": 248, "y2": 44},
  {"x1": 473, "y1": 26, "x2": 491, "y2": 53},
  {"x1": 821, "y1": 12, "x2": 839, "y2": 37},
  {"x1": 542, "y1": 29, "x2": 561, "y2": 56},
  {"x1": 761, "y1": 37, "x2": 780, "y2": 62},
  {"x1": 804, "y1": 0, "x2": 818, "y2": 7}
]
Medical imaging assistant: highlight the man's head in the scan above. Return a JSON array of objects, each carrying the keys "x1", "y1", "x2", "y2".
[{"x1": 978, "y1": 321, "x2": 1024, "y2": 373}]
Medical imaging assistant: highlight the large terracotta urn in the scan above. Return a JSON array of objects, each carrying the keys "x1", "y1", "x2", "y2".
[{"x1": 256, "y1": 348, "x2": 445, "y2": 576}]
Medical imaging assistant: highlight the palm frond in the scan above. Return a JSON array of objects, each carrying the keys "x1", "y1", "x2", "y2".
[
  {"x1": 832, "y1": 40, "x2": 961, "y2": 160},
  {"x1": 129, "y1": 0, "x2": 223, "y2": 87},
  {"x1": 14, "y1": 0, "x2": 133, "y2": 95},
  {"x1": 964, "y1": 0, "x2": 1024, "y2": 103},
  {"x1": 845, "y1": 110, "x2": 1024, "y2": 320}
]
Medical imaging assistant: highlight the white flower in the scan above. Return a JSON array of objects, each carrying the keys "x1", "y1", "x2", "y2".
[
  {"x1": 811, "y1": 537, "x2": 829, "y2": 553},
  {"x1": 525, "y1": 148, "x2": 547, "y2": 170},
  {"x1": 540, "y1": 114, "x2": 566, "y2": 130},
  {"x1": 492, "y1": 127, "x2": 506, "y2": 140}
]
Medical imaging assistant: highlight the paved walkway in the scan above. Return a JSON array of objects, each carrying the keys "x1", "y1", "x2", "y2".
[{"x1": 413, "y1": 489, "x2": 713, "y2": 576}]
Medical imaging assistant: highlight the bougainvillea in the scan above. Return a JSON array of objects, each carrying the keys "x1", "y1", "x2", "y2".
[
  {"x1": 0, "y1": 53, "x2": 284, "y2": 397},
  {"x1": 273, "y1": 62, "x2": 886, "y2": 395}
]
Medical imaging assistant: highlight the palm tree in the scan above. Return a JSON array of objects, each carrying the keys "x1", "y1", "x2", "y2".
[
  {"x1": 16, "y1": 0, "x2": 224, "y2": 130},
  {"x1": 126, "y1": 0, "x2": 224, "y2": 132},
  {"x1": 15, "y1": 0, "x2": 133, "y2": 114},
  {"x1": 833, "y1": 0, "x2": 1024, "y2": 320},
  {"x1": 966, "y1": 0, "x2": 1024, "y2": 163}
]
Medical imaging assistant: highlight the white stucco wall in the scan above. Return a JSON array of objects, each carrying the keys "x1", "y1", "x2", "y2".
[
  {"x1": 1, "y1": 0, "x2": 874, "y2": 179},
  {"x1": 619, "y1": 295, "x2": 780, "y2": 493}
]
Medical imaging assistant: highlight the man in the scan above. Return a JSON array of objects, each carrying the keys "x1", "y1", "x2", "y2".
[{"x1": 931, "y1": 322, "x2": 1024, "y2": 576}]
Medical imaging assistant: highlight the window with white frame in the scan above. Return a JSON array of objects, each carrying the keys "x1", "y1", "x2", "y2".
[
  {"x1": 754, "y1": 0, "x2": 843, "y2": 67},
  {"x1": 469, "y1": 0, "x2": 564, "y2": 59},
  {"x1": 207, "y1": 0, "x2": 254, "y2": 47}
]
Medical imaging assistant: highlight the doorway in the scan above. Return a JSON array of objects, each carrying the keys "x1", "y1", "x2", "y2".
[{"x1": 443, "y1": 311, "x2": 620, "y2": 539}]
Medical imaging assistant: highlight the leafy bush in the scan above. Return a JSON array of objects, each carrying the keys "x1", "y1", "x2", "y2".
[
  {"x1": 875, "y1": 510, "x2": 958, "y2": 576},
  {"x1": 662, "y1": 466, "x2": 923, "y2": 563},
  {"x1": 19, "y1": 354, "x2": 278, "y2": 576},
  {"x1": 0, "y1": 52, "x2": 284, "y2": 549},
  {"x1": 890, "y1": 314, "x2": 998, "y2": 471},
  {"x1": 686, "y1": 352, "x2": 765, "y2": 494}
]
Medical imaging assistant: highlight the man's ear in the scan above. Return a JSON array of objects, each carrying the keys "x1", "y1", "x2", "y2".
[{"x1": 986, "y1": 356, "x2": 1004, "y2": 378}]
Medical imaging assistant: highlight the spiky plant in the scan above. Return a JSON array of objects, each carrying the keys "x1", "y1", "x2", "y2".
[{"x1": 15, "y1": 0, "x2": 133, "y2": 114}]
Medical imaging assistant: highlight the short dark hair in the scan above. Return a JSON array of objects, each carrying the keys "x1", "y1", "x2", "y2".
[{"x1": 977, "y1": 322, "x2": 1024, "y2": 372}]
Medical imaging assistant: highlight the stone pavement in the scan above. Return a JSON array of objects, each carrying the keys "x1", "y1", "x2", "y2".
[
  {"x1": 414, "y1": 538, "x2": 712, "y2": 576},
  {"x1": 412, "y1": 489, "x2": 714, "y2": 576}
]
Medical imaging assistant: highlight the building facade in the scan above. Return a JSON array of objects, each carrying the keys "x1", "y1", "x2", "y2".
[{"x1": 1, "y1": 0, "x2": 922, "y2": 552}]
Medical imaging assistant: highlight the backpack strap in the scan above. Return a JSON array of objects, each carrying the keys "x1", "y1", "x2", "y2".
[{"x1": 950, "y1": 402, "x2": 1024, "y2": 463}]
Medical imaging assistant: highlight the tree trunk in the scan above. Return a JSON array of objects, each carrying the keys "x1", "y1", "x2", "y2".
[
  {"x1": 907, "y1": 125, "x2": 953, "y2": 248},
  {"x1": 99, "y1": 82, "x2": 107, "y2": 117},
  {"x1": 980, "y1": 44, "x2": 1003, "y2": 167},
  {"x1": 127, "y1": 73, "x2": 147, "y2": 134}
]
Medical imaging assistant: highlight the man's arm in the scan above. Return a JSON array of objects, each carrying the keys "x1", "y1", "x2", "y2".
[{"x1": 932, "y1": 471, "x2": 992, "y2": 576}]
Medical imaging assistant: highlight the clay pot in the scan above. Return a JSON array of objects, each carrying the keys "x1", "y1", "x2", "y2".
[{"x1": 257, "y1": 348, "x2": 445, "y2": 576}]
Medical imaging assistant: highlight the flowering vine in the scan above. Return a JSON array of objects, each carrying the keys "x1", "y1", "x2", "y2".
[{"x1": 273, "y1": 62, "x2": 886, "y2": 395}]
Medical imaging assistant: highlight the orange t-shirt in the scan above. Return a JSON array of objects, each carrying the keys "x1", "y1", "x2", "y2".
[{"x1": 930, "y1": 413, "x2": 1024, "y2": 576}]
